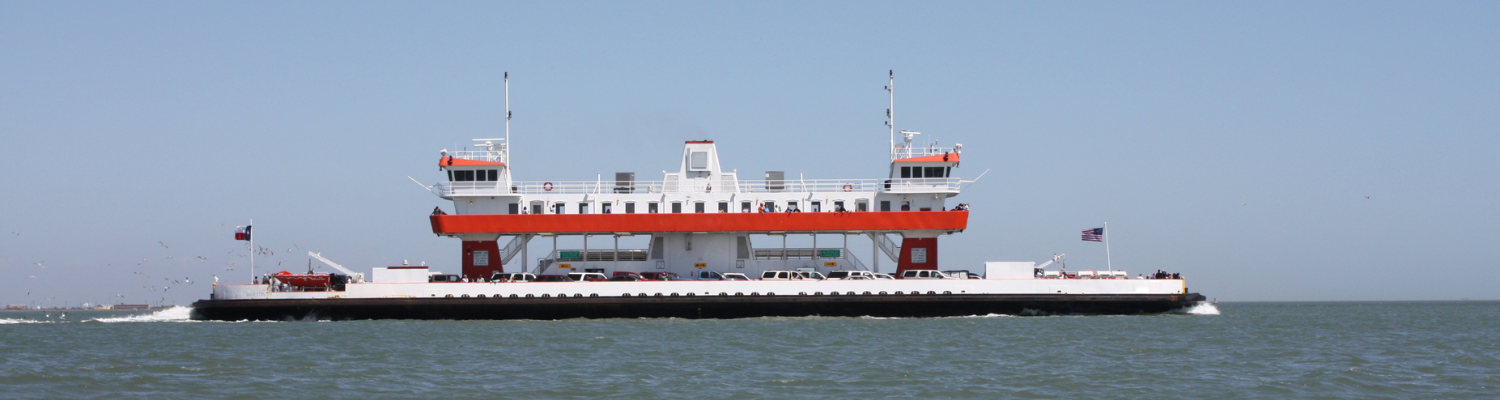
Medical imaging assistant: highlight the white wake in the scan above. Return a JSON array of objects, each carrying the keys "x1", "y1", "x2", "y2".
[
  {"x1": 0, "y1": 319, "x2": 49, "y2": 324},
  {"x1": 1178, "y1": 302, "x2": 1221, "y2": 315},
  {"x1": 88, "y1": 306, "x2": 194, "y2": 323}
]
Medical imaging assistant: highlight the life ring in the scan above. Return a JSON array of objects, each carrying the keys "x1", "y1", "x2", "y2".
[
  {"x1": 543, "y1": 182, "x2": 553, "y2": 192},
  {"x1": 842, "y1": 183, "x2": 853, "y2": 192}
]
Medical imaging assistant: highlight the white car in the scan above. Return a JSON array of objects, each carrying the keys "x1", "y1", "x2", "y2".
[
  {"x1": 491, "y1": 272, "x2": 537, "y2": 282},
  {"x1": 760, "y1": 270, "x2": 803, "y2": 280},
  {"x1": 873, "y1": 273, "x2": 896, "y2": 280},
  {"x1": 566, "y1": 272, "x2": 609, "y2": 282},
  {"x1": 826, "y1": 270, "x2": 876, "y2": 280},
  {"x1": 900, "y1": 270, "x2": 956, "y2": 279},
  {"x1": 794, "y1": 270, "x2": 827, "y2": 280},
  {"x1": 722, "y1": 273, "x2": 751, "y2": 281}
]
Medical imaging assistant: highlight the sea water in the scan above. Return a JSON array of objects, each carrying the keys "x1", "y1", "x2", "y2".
[{"x1": 0, "y1": 302, "x2": 1495, "y2": 398}]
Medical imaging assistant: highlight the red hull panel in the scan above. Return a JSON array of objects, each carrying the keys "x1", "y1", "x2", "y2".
[{"x1": 430, "y1": 211, "x2": 968, "y2": 234}]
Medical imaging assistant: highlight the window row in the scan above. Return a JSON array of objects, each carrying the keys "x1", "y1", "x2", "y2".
[
  {"x1": 507, "y1": 200, "x2": 874, "y2": 214},
  {"x1": 449, "y1": 169, "x2": 500, "y2": 182},
  {"x1": 899, "y1": 166, "x2": 951, "y2": 178}
]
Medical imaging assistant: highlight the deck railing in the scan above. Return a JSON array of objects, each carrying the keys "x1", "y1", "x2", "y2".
[{"x1": 436, "y1": 178, "x2": 960, "y2": 196}]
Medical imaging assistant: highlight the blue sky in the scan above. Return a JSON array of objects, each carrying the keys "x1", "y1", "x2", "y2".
[{"x1": 2, "y1": 1, "x2": 1496, "y2": 306}]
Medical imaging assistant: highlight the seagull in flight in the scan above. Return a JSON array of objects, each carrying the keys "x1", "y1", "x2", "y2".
[{"x1": 159, "y1": 241, "x2": 169, "y2": 248}]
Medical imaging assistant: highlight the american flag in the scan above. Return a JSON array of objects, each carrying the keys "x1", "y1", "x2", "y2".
[{"x1": 1081, "y1": 227, "x2": 1103, "y2": 242}]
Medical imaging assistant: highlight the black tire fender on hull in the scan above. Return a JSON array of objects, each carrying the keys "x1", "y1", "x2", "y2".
[{"x1": 190, "y1": 293, "x2": 1209, "y2": 321}]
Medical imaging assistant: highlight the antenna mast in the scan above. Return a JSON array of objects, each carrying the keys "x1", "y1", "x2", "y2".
[
  {"x1": 885, "y1": 70, "x2": 894, "y2": 160},
  {"x1": 504, "y1": 72, "x2": 511, "y2": 164}
]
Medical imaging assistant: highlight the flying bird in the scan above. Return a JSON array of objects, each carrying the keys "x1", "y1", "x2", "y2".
[
  {"x1": 33, "y1": 262, "x2": 44, "y2": 268},
  {"x1": 159, "y1": 241, "x2": 169, "y2": 248},
  {"x1": 213, "y1": 275, "x2": 219, "y2": 283},
  {"x1": 1365, "y1": 196, "x2": 1370, "y2": 199},
  {"x1": 197, "y1": 256, "x2": 207, "y2": 261}
]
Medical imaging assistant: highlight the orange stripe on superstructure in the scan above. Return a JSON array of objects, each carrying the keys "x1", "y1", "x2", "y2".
[
  {"x1": 440, "y1": 157, "x2": 507, "y2": 167},
  {"x1": 430, "y1": 211, "x2": 968, "y2": 234},
  {"x1": 892, "y1": 154, "x2": 959, "y2": 163}
]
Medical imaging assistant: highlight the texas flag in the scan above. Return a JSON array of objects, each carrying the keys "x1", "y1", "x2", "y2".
[{"x1": 234, "y1": 225, "x2": 252, "y2": 241}]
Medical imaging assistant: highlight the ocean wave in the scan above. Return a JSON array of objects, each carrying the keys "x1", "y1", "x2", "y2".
[
  {"x1": 1177, "y1": 302, "x2": 1221, "y2": 315},
  {"x1": 860, "y1": 313, "x2": 1014, "y2": 320},
  {"x1": 86, "y1": 306, "x2": 194, "y2": 323},
  {"x1": 0, "y1": 319, "x2": 49, "y2": 324}
]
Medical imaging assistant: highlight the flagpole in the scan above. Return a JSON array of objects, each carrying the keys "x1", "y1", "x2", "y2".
[
  {"x1": 249, "y1": 218, "x2": 254, "y2": 283},
  {"x1": 1104, "y1": 222, "x2": 1112, "y2": 272}
]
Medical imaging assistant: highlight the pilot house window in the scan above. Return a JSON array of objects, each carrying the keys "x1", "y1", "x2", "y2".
[{"x1": 448, "y1": 169, "x2": 499, "y2": 181}]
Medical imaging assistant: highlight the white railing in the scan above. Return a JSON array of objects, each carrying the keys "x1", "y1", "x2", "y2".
[
  {"x1": 449, "y1": 148, "x2": 508, "y2": 164},
  {"x1": 891, "y1": 146, "x2": 959, "y2": 161},
  {"x1": 871, "y1": 233, "x2": 901, "y2": 261},
  {"x1": 437, "y1": 178, "x2": 962, "y2": 196}
]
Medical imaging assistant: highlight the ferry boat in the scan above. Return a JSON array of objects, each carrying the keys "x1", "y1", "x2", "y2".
[{"x1": 191, "y1": 73, "x2": 1204, "y2": 321}]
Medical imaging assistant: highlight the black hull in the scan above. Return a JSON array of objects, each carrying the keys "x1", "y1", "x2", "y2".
[{"x1": 190, "y1": 293, "x2": 1208, "y2": 321}]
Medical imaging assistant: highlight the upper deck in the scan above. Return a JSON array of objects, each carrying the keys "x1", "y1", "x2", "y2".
[{"x1": 436, "y1": 178, "x2": 962, "y2": 197}]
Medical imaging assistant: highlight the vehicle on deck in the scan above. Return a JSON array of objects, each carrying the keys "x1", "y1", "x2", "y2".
[
  {"x1": 942, "y1": 270, "x2": 983, "y2": 279},
  {"x1": 688, "y1": 271, "x2": 730, "y2": 280},
  {"x1": 827, "y1": 270, "x2": 876, "y2": 280},
  {"x1": 899, "y1": 270, "x2": 956, "y2": 279},
  {"x1": 428, "y1": 274, "x2": 462, "y2": 283},
  {"x1": 492, "y1": 272, "x2": 537, "y2": 282},
  {"x1": 760, "y1": 270, "x2": 803, "y2": 280},
  {"x1": 794, "y1": 271, "x2": 828, "y2": 280},
  {"x1": 722, "y1": 273, "x2": 751, "y2": 281},
  {"x1": 639, "y1": 272, "x2": 680, "y2": 281},
  {"x1": 567, "y1": 272, "x2": 609, "y2": 282},
  {"x1": 534, "y1": 275, "x2": 571, "y2": 282}
]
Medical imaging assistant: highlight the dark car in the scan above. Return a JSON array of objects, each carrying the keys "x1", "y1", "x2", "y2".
[
  {"x1": 428, "y1": 274, "x2": 462, "y2": 283},
  {"x1": 639, "y1": 272, "x2": 680, "y2": 281},
  {"x1": 612, "y1": 271, "x2": 644, "y2": 281},
  {"x1": 534, "y1": 275, "x2": 571, "y2": 282}
]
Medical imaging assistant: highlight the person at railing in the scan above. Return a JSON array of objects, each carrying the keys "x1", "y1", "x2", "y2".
[{"x1": 758, "y1": 204, "x2": 766, "y2": 213}]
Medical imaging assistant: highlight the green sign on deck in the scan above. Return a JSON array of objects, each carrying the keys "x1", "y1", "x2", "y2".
[
  {"x1": 818, "y1": 249, "x2": 841, "y2": 258},
  {"x1": 559, "y1": 251, "x2": 582, "y2": 260}
]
